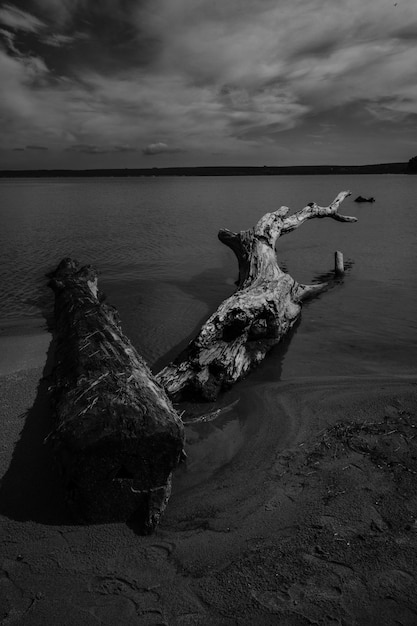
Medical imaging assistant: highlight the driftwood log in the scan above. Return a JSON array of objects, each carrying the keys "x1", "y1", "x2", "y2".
[
  {"x1": 354, "y1": 195, "x2": 375, "y2": 203},
  {"x1": 47, "y1": 258, "x2": 184, "y2": 532},
  {"x1": 157, "y1": 191, "x2": 357, "y2": 401}
]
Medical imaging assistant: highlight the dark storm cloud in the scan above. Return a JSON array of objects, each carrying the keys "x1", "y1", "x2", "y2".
[
  {"x1": 4, "y1": 0, "x2": 159, "y2": 74},
  {"x1": 0, "y1": 4, "x2": 44, "y2": 32},
  {"x1": 289, "y1": 37, "x2": 341, "y2": 61},
  {"x1": 1, "y1": 0, "x2": 417, "y2": 165}
]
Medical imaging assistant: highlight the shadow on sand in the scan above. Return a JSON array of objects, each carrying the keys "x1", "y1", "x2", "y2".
[{"x1": 0, "y1": 334, "x2": 71, "y2": 525}]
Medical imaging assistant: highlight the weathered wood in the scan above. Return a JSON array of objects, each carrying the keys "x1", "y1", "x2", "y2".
[
  {"x1": 47, "y1": 258, "x2": 184, "y2": 532},
  {"x1": 354, "y1": 195, "x2": 375, "y2": 203},
  {"x1": 157, "y1": 191, "x2": 356, "y2": 401},
  {"x1": 335, "y1": 251, "x2": 345, "y2": 276}
]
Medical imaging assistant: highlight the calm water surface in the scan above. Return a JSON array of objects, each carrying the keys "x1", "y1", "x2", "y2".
[{"x1": 1, "y1": 174, "x2": 416, "y2": 379}]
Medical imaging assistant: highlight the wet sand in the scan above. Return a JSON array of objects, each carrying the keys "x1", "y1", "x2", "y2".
[{"x1": 1, "y1": 332, "x2": 417, "y2": 625}]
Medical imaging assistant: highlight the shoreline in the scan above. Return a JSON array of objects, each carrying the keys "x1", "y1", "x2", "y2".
[
  {"x1": 0, "y1": 329, "x2": 51, "y2": 377},
  {"x1": 1, "y1": 333, "x2": 417, "y2": 624},
  {"x1": 0, "y1": 162, "x2": 411, "y2": 178}
]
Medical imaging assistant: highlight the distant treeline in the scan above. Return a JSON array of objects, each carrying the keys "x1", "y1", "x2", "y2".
[{"x1": 0, "y1": 162, "x2": 411, "y2": 178}]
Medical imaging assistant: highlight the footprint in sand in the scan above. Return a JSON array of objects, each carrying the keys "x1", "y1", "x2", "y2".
[
  {"x1": 145, "y1": 541, "x2": 176, "y2": 562},
  {"x1": 89, "y1": 575, "x2": 165, "y2": 623}
]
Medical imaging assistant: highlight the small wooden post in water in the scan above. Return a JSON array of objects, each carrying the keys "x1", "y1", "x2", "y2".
[{"x1": 335, "y1": 250, "x2": 345, "y2": 276}]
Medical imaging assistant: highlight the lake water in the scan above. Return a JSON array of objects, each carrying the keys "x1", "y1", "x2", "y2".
[{"x1": 1, "y1": 175, "x2": 416, "y2": 484}]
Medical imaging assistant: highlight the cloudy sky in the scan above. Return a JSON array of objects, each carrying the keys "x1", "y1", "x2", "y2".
[{"x1": 1, "y1": 0, "x2": 416, "y2": 169}]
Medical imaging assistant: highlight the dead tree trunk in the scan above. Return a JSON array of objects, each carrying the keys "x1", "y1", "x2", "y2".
[
  {"x1": 157, "y1": 191, "x2": 356, "y2": 401},
  {"x1": 47, "y1": 258, "x2": 184, "y2": 532}
]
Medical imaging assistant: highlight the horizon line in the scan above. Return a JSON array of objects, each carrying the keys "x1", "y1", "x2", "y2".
[{"x1": 0, "y1": 161, "x2": 411, "y2": 177}]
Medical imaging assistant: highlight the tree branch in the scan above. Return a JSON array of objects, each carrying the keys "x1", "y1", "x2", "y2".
[
  {"x1": 280, "y1": 191, "x2": 356, "y2": 235},
  {"x1": 157, "y1": 191, "x2": 357, "y2": 401}
]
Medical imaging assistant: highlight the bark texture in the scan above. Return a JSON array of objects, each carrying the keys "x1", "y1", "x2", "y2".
[
  {"x1": 47, "y1": 258, "x2": 184, "y2": 532},
  {"x1": 157, "y1": 191, "x2": 356, "y2": 401}
]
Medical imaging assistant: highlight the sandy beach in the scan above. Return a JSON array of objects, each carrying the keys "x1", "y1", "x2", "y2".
[{"x1": 1, "y1": 330, "x2": 417, "y2": 625}]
